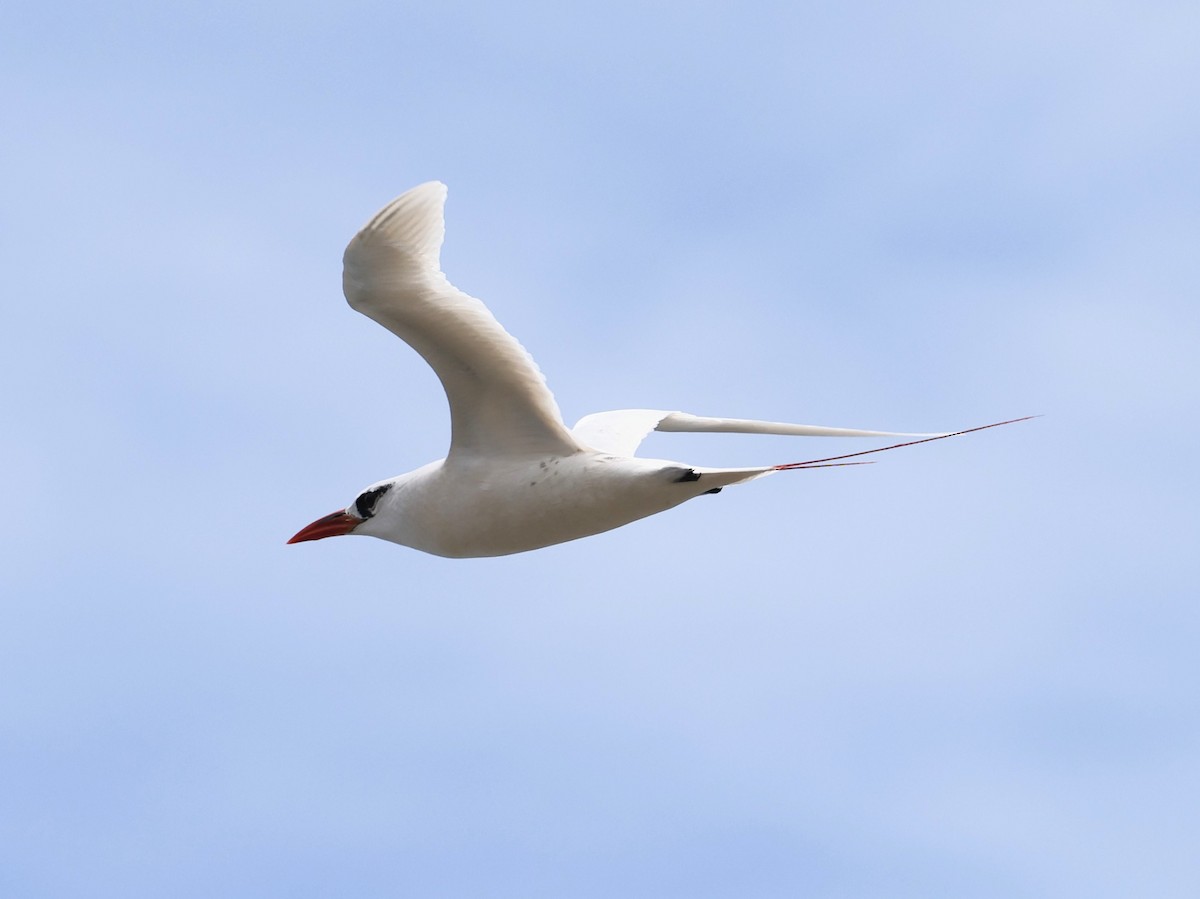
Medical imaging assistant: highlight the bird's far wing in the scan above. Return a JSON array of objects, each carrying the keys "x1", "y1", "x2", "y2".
[
  {"x1": 571, "y1": 409, "x2": 947, "y2": 457},
  {"x1": 343, "y1": 182, "x2": 580, "y2": 459},
  {"x1": 570, "y1": 409, "x2": 676, "y2": 457}
]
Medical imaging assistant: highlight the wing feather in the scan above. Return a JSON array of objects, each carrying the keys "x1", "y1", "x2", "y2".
[{"x1": 342, "y1": 183, "x2": 579, "y2": 458}]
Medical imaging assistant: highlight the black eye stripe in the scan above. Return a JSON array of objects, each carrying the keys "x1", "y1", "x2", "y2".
[{"x1": 355, "y1": 485, "x2": 391, "y2": 519}]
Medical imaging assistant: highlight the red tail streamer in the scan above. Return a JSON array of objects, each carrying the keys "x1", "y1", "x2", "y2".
[{"x1": 773, "y1": 415, "x2": 1038, "y2": 471}]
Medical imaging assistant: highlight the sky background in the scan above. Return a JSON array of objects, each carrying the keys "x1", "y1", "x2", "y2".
[{"x1": 3, "y1": 1, "x2": 1198, "y2": 896}]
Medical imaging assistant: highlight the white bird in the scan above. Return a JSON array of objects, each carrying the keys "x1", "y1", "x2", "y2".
[{"x1": 289, "y1": 182, "x2": 1027, "y2": 557}]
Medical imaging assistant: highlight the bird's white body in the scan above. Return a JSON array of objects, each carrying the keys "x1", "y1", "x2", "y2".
[
  {"x1": 354, "y1": 453, "x2": 767, "y2": 558},
  {"x1": 289, "y1": 181, "x2": 1016, "y2": 557}
]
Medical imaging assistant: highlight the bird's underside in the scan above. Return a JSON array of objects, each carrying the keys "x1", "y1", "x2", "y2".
[
  {"x1": 348, "y1": 450, "x2": 772, "y2": 558},
  {"x1": 289, "y1": 181, "x2": 1031, "y2": 557}
]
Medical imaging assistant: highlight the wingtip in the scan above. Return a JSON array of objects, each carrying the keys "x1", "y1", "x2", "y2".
[
  {"x1": 405, "y1": 180, "x2": 448, "y2": 202},
  {"x1": 351, "y1": 181, "x2": 450, "y2": 264},
  {"x1": 375, "y1": 180, "x2": 448, "y2": 222}
]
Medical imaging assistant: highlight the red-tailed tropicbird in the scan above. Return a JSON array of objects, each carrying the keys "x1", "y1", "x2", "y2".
[{"x1": 289, "y1": 182, "x2": 1029, "y2": 557}]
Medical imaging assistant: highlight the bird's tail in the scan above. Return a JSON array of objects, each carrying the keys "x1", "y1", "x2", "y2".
[
  {"x1": 691, "y1": 416, "x2": 1037, "y2": 483},
  {"x1": 771, "y1": 416, "x2": 1038, "y2": 470}
]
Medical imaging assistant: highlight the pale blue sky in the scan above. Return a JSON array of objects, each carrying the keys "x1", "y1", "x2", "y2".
[{"x1": 3, "y1": 2, "x2": 1198, "y2": 897}]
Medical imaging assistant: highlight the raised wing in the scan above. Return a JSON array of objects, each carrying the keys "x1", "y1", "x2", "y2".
[
  {"x1": 571, "y1": 409, "x2": 947, "y2": 457},
  {"x1": 343, "y1": 183, "x2": 580, "y2": 459}
]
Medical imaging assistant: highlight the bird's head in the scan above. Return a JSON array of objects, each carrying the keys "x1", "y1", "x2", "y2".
[{"x1": 287, "y1": 480, "x2": 396, "y2": 545}]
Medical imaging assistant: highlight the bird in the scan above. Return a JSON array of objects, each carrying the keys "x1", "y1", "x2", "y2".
[{"x1": 289, "y1": 182, "x2": 1028, "y2": 558}]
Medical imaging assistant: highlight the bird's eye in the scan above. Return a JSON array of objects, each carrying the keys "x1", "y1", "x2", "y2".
[{"x1": 354, "y1": 485, "x2": 391, "y2": 519}]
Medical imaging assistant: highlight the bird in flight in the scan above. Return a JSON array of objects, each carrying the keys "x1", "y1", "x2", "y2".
[{"x1": 289, "y1": 182, "x2": 1028, "y2": 557}]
